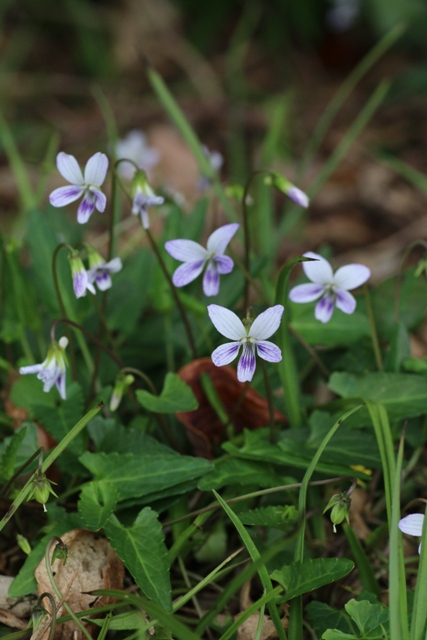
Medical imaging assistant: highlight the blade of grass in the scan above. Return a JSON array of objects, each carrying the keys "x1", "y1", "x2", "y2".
[
  {"x1": 0, "y1": 111, "x2": 35, "y2": 213},
  {"x1": 343, "y1": 524, "x2": 380, "y2": 597},
  {"x1": 390, "y1": 433, "x2": 408, "y2": 640}
]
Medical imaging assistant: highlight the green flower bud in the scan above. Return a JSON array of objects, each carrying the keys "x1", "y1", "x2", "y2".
[
  {"x1": 110, "y1": 373, "x2": 135, "y2": 411},
  {"x1": 324, "y1": 492, "x2": 351, "y2": 533},
  {"x1": 51, "y1": 539, "x2": 69, "y2": 565},
  {"x1": 264, "y1": 171, "x2": 309, "y2": 208},
  {"x1": 17, "y1": 534, "x2": 31, "y2": 555},
  {"x1": 30, "y1": 471, "x2": 58, "y2": 512},
  {"x1": 415, "y1": 255, "x2": 427, "y2": 278}
]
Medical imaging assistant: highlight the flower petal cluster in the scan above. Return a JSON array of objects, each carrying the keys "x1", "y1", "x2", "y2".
[
  {"x1": 208, "y1": 304, "x2": 284, "y2": 382},
  {"x1": 19, "y1": 337, "x2": 69, "y2": 399},
  {"x1": 264, "y1": 171, "x2": 309, "y2": 208},
  {"x1": 289, "y1": 252, "x2": 371, "y2": 323},
  {"x1": 50, "y1": 152, "x2": 109, "y2": 224},
  {"x1": 131, "y1": 170, "x2": 164, "y2": 229},
  {"x1": 86, "y1": 246, "x2": 122, "y2": 291},
  {"x1": 68, "y1": 251, "x2": 95, "y2": 298},
  {"x1": 115, "y1": 130, "x2": 159, "y2": 180},
  {"x1": 398, "y1": 513, "x2": 425, "y2": 553},
  {"x1": 165, "y1": 223, "x2": 239, "y2": 297}
]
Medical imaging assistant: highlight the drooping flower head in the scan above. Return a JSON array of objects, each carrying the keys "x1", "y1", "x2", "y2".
[
  {"x1": 115, "y1": 130, "x2": 160, "y2": 180},
  {"x1": 165, "y1": 223, "x2": 239, "y2": 297},
  {"x1": 110, "y1": 372, "x2": 135, "y2": 412},
  {"x1": 86, "y1": 245, "x2": 123, "y2": 292},
  {"x1": 398, "y1": 513, "x2": 425, "y2": 553},
  {"x1": 208, "y1": 304, "x2": 284, "y2": 382},
  {"x1": 198, "y1": 145, "x2": 223, "y2": 190},
  {"x1": 264, "y1": 171, "x2": 309, "y2": 208},
  {"x1": 19, "y1": 337, "x2": 69, "y2": 400},
  {"x1": 131, "y1": 170, "x2": 164, "y2": 229},
  {"x1": 289, "y1": 252, "x2": 371, "y2": 323},
  {"x1": 68, "y1": 250, "x2": 95, "y2": 299},
  {"x1": 50, "y1": 152, "x2": 108, "y2": 224}
]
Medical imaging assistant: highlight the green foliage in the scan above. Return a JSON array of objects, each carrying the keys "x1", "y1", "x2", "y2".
[
  {"x1": 136, "y1": 372, "x2": 198, "y2": 413},
  {"x1": 238, "y1": 505, "x2": 299, "y2": 531},
  {"x1": 78, "y1": 481, "x2": 119, "y2": 530},
  {"x1": 322, "y1": 599, "x2": 389, "y2": 640},
  {"x1": 105, "y1": 508, "x2": 172, "y2": 611},
  {"x1": 271, "y1": 558, "x2": 354, "y2": 602}
]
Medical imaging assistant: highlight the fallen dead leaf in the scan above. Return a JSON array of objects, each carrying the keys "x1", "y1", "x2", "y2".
[{"x1": 34, "y1": 530, "x2": 124, "y2": 640}]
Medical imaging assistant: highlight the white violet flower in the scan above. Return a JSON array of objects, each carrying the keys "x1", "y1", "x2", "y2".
[
  {"x1": 19, "y1": 337, "x2": 69, "y2": 400},
  {"x1": 86, "y1": 246, "x2": 122, "y2": 291},
  {"x1": 131, "y1": 170, "x2": 164, "y2": 229},
  {"x1": 208, "y1": 304, "x2": 284, "y2": 382},
  {"x1": 68, "y1": 251, "x2": 95, "y2": 299},
  {"x1": 398, "y1": 513, "x2": 425, "y2": 553},
  {"x1": 50, "y1": 152, "x2": 108, "y2": 224},
  {"x1": 289, "y1": 251, "x2": 371, "y2": 323},
  {"x1": 115, "y1": 130, "x2": 160, "y2": 180},
  {"x1": 165, "y1": 223, "x2": 239, "y2": 297}
]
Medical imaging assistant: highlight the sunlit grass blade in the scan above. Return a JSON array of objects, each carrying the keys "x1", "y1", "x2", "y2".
[{"x1": 213, "y1": 490, "x2": 287, "y2": 640}]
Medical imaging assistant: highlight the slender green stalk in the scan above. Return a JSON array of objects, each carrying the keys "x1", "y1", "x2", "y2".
[
  {"x1": 45, "y1": 537, "x2": 92, "y2": 640},
  {"x1": 366, "y1": 402, "x2": 395, "y2": 521},
  {"x1": 288, "y1": 405, "x2": 362, "y2": 640},
  {"x1": 390, "y1": 434, "x2": 408, "y2": 640},
  {"x1": 364, "y1": 284, "x2": 383, "y2": 371},
  {"x1": 52, "y1": 244, "x2": 77, "y2": 378},
  {"x1": 51, "y1": 318, "x2": 122, "y2": 369}
]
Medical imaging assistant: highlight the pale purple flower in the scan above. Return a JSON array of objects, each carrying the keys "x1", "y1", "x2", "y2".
[
  {"x1": 198, "y1": 145, "x2": 223, "y2": 190},
  {"x1": 287, "y1": 186, "x2": 309, "y2": 208},
  {"x1": 115, "y1": 130, "x2": 160, "y2": 180},
  {"x1": 88, "y1": 257, "x2": 123, "y2": 291},
  {"x1": 68, "y1": 252, "x2": 95, "y2": 298},
  {"x1": 398, "y1": 513, "x2": 425, "y2": 553},
  {"x1": 19, "y1": 337, "x2": 69, "y2": 400},
  {"x1": 165, "y1": 223, "x2": 239, "y2": 297},
  {"x1": 289, "y1": 252, "x2": 371, "y2": 323},
  {"x1": 208, "y1": 304, "x2": 284, "y2": 382},
  {"x1": 131, "y1": 184, "x2": 164, "y2": 229},
  {"x1": 50, "y1": 152, "x2": 108, "y2": 224}
]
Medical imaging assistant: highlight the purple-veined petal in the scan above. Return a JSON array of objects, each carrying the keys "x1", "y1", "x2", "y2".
[
  {"x1": 315, "y1": 293, "x2": 335, "y2": 323},
  {"x1": 249, "y1": 305, "x2": 284, "y2": 340},
  {"x1": 77, "y1": 193, "x2": 96, "y2": 224},
  {"x1": 165, "y1": 239, "x2": 207, "y2": 262},
  {"x1": 90, "y1": 186, "x2": 107, "y2": 213},
  {"x1": 215, "y1": 255, "x2": 234, "y2": 275},
  {"x1": 95, "y1": 271, "x2": 112, "y2": 291},
  {"x1": 203, "y1": 262, "x2": 220, "y2": 296},
  {"x1": 49, "y1": 185, "x2": 84, "y2": 208},
  {"x1": 73, "y1": 271, "x2": 89, "y2": 298},
  {"x1": 172, "y1": 260, "x2": 205, "y2": 288},
  {"x1": 289, "y1": 283, "x2": 325, "y2": 303},
  {"x1": 333, "y1": 264, "x2": 371, "y2": 290},
  {"x1": 302, "y1": 252, "x2": 334, "y2": 284},
  {"x1": 335, "y1": 289, "x2": 356, "y2": 314},
  {"x1": 208, "y1": 305, "x2": 246, "y2": 340},
  {"x1": 56, "y1": 152, "x2": 85, "y2": 185},
  {"x1": 19, "y1": 363, "x2": 43, "y2": 375},
  {"x1": 211, "y1": 342, "x2": 241, "y2": 367},
  {"x1": 398, "y1": 514, "x2": 424, "y2": 537},
  {"x1": 256, "y1": 340, "x2": 282, "y2": 363},
  {"x1": 55, "y1": 372, "x2": 67, "y2": 400},
  {"x1": 287, "y1": 186, "x2": 309, "y2": 208},
  {"x1": 237, "y1": 343, "x2": 256, "y2": 382},
  {"x1": 84, "y1": 152, "x2": 109, "y2": 186},
  {"x1": 206, "y1": 223, "x2": 239, "y2": 255}
]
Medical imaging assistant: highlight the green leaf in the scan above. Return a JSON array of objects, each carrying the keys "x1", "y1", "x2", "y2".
[
  {"x1": 79, "y1": 451, "x2": 213, "y2": 502},
  {"x1": 290, "y1": 304, "x2": 370, "y2": 347},
  {"x1": 271, "y1": 558, "x2": 354, "y2": 602},
  {"x1": 136, "y1": 373, "x2": 198, "y2": 413},
  {"x1": 238, "y1": 505, "x2": 299, "y2": 531},
  {"x1": 0, "y1": 423, "x2": 39, "y2": 477},
  {"x1": 90, "y1": 611, "x2": 147, "y2": 631},
  {"x1": 78, "y1": 481, "x2": 119, "y2": 530},
  {"x1": 306, "y1": 601, "x2": 357, "y2": 638},
  {"x1": 345, "y1": 599, "x2": 389, "y2": 637},
  {"x1": 10, "y1": 374, "x2": 55, "y2": 413},
  {"x1": 0, "y1": 427, "x2": 28, "y2": 481},
  {"x1": 33, "y1": 383, "x2": 84, "y2": 454},
  {"x1": 105, "y1": 508, "x2": 172, "y2": 611},
  {"x1": 322, "y1": 631, "x2": 358, "y2": 640},
  {"x1": 328, "y1": 371, "x2": 427, "y2": 421},
  {"x1": 198, "y1": 458, "x2": 295, "y2": 491}
]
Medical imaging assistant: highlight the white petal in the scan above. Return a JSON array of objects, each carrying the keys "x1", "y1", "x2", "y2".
[
  {"x1": 249, "y1": 305, "x2": 284, "y2": 340},
  {"x1": 172, "y1": 260, "x2": 205, "y2": 288},
  {"x1": 56, "y1": 372, "x2": 67, "y2": 400},
  {"x1": 289, "y1": 283, "x2": 325, "y2": 303},
  {"x1": 104, "y1": 257, "x2": 123, "y2": 273},
  {"x1": 237, "y1": 343, "x2": 256, "y2": 382},
  {"x1": 302, "y1": 252, "x2": 333, "y2": 284},
  {"x1": 333, "y1": 264, "x2": 371, "y2": 290},
  {"x1": 211, "y1": 342, "x2": 241, "y2": 367},
  {"x1": 398, "y1": 514, "x2": 424, "y2": 537},
  {"x1": 19, "y1": 363, "x2": 43, "y2": 375},
  {"x1": 207, "y1": 305, "x2": 246, "y2": 340},
  {"x1": 256, "y1": 341, "x2": 282, "y2": 363},
  {"x1": 84, "y1": 152, "x2": 109, "y2": 186},
  {"x1": 335, "y1": 289, "x2": 356, "y2": 314},
  {"x1": 165, "y1": 239, "x2": 207, "y2": 262},
  {"x1": 56, "y1": 152, "x2": 84, "y2": 185},
  {"x1": 206, "y1": 223, "x2": 239, "y2": 255},
  {"x1": 315, "y1": 293, "x2": 335, "y2": 323},
  {"x1": 90, "y1": 186, "x2": 107, "y2": 213},
  {"x1": 49, "y1": 185, "x2": 84, "y2": 208}
]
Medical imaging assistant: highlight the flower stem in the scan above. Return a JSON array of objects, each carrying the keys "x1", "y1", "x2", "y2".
[
  {"x1": 363, "y1": 284, "x2": 383, "y2": 371},
  {"x1": 52, "y1": 244, "x2": 77, "y2": 379},
  {"x1": 51, "y1": 318, "x2": 122, "y2": 369}
]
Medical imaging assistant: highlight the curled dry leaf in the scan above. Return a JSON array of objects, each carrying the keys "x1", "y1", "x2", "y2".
[
  {"x1": 177, "y1": 358, "x2": 286, "y2": 458},
  {"x1": 235, "y1": 611, "x2": 288, "y2": 640},
  {"x1": 34, "y1": 530, "x2": 124, "y2": 640}
]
